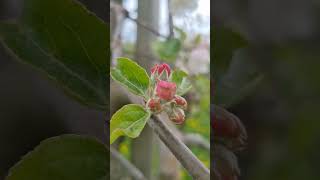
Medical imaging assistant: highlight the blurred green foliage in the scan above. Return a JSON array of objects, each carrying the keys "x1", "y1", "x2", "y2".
[
  {"x1": 153, "y1": 38, "x2": 182, "y2": 62},
  {"x1": 184, "y1": 75, "x2": 210, "y2": 139}
]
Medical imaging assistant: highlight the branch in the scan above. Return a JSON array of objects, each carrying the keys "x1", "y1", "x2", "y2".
[
  {"x1": 149, "y1": 115, "x2": 210, "y2": 180},
  {"x1": 167, "y1": 0, "x2": 174, "y2": 38},
  {"x1": 110, "y1": 1, "x2": 168, "y2": 39},
  {"x1": 125, "y1": 92, "x2": 210, "y2": 180},
  {"x1": 110, "y1": 147, "x2": 147, "y2": 180},
  {"x1": 127, "y1": 16, "x2": 168, "y2": 39},
  {"x1": 182, "y1": 133, "x2": 210, "y2": 151}
]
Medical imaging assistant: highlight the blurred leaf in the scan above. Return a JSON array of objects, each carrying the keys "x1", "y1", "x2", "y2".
[
  {"x1": 170, "y1": 70, "x2": 192, "y2": 95},
  {"x1": 6, "y1": 135, "x2": 108, "y2": 180},
  {"x1": 183, "y1": 75, "x2": 210, "y2": 139},
  {"x1": 193, "y1": 34, "x2": 202, "y2": 45},
  {"x1": 111, "y1": 58, "x2": 150, "y2": 97},
  {"x1": 0, "y1": 0, "x2": 108, "y2": 111},
  {"x1": 110, "y1": 104, "x2": 151, "y2": 144},
  {"x1": 212, "y1": 27, "x2": 247, "y2": 78},
  {"x1": 214, "y1": 49, "x2": 263, "y2": 107},
  {"x1": 119, "y1": 138, "x2": 132, "y2": 159},
  {"x1": 174, "y1": 26, "x2": 187, "y2": 42},
  {"x1": 153, "y1": 38, "x2": 181, "y2": 62}
]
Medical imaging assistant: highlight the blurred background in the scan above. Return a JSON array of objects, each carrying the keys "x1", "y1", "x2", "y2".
[
  {"x1": 0, "y1": 1, "x2": 107, "y2": 179},
  {"x1": 110, "y1": 0, "x2": 210, "y2": 179},
  {"x1": 213, "y1": 0, "x2": 320, "y2": 179}
]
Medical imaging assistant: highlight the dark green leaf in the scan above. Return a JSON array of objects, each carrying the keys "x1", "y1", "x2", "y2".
[
  {"x1": 153, "y1": 38, "x2": 181, "y2": 62},
  {"x1": 214, "y1": 49, "x2": 263, "y2": 107},
  {"x1": 6, "y1": 135, "x2": 108, "y2": 180},
  {"x1": 0, "y1": 0, "x2": 108, "y2": 110},
  {"x1": 212, "y1": 27, "x2": 247, "y2": 79},
  {"x1": 110, "y1": 58, "x2": 150, "y2": 97},
  {"x1": 110, "y1": 104, "x2": 151, "y2": 144},
  {"x1": 170, "y1": 70, "x2": 192, "y2": 95}
]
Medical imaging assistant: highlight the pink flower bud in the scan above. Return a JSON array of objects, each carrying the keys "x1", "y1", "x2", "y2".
[
  {"x1": 156, "y1": 80, "x2": 176, "y2": 101},
  {"x1": 158, "y1": 63, "x2": 171, "y2": 76},
  {"x1": 151, "y1": 63, "x2": 171, "y2": 76},
  {"x1": 173, "y1": 95, "x2": 188, "y2": 110},
  {"x1": 212, "y1": 105, "x2": 247, "y2": 151},
  {"x1": 169, "y1": 107, "x2": 185, "y2": 124},
  {"x1": 212, "y1": 106, "x2": 246, "y2": 139},
  {"x1": 151, "y1": 64, "x2": 159, "y2": 75},
  {"x1": 146, "y1": 98, "x2": 162, "y2": 113}
]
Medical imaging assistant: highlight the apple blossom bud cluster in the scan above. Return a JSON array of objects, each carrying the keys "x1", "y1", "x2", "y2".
[{"x1": 146, "y1": 63, "x2": 188, "y2": 124}]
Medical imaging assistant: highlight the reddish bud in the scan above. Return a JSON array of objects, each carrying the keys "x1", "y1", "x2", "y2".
[
  {"x1": 212, "y1": 105, "x2": 247, "y2": 151},
  {"x1": 156, "y1": 80, "x2": 176, "y2": 101},
  {"x1": 147, "y1": 98, "x2": 162, "y2": 113},
  {"x1": 151, "y1": 64, "x2": 159, "y2": 74},
  {"x1": 212, "y1": 113, "x2": 238, "y2": 138},
  {"x1": 158, "y1": 63, "x2": 171, "y2": 76},
  {"x1": 173, "y1": 95, "x2": 188, "y2": 109},
  {"x1": 151, "y1": 63, "x2": 171, "y2": 76},
  {"x1": 169, "y1": 107, "x2": 185, "y2": 124}
]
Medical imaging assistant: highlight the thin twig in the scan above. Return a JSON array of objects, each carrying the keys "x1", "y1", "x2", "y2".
[
  {"x1": 110, "y1": 1, "x2": 169, "y2": 39},
  {"x1": 127, "y1": 16, "x2": 168, "y2": 39}
]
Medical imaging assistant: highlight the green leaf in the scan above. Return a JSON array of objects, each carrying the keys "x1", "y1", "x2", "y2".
[
  {"x1": 110, "y1": 104, "x2": 151, "y2": 144},
  {"x1": 214, "y1": 49, "x2": 263, "y2": 107},
  {"x1": 110, "y1": 58, "x2": 150, "y2": 97},
  {"x1": 153, "y1": 38, "x2": 181, "y2": 62},
  {"x1": 0, "y1": 0, "x2": 108, "y2": 111},
  {"x1": 212, "y1": 27, "x2": 247, "y2": 79},
  {"x1": 170, "y1": 70, "x2": 192, "y2": 95},
  {"x1": 6, "y1": 135, "x2": 108, "y2": 180}
]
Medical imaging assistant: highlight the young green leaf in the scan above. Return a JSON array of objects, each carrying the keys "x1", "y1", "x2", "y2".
[
  {"x1": 0, "y1": 0, "x2": 108, "y2": 111},
  {"x1": 110, "y1": 58, "x2": 150, "y2": 97},
  {"x1": 153, "y1": 38, "x2": 181, "y2": 62},
  {"x1": 6, "y1": 135, "x2": 108, "y2": 180},
  {"x1": 110, "y1": 104, "x2": 151, "y2": 144},
  {"x1": 170, "y1": 70, "x2": 192, "y2": 95}
]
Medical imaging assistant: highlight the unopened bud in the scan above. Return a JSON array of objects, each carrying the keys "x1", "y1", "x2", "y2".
[
  {"x1": 173, "y1": 95, "x2": 187, "y2": 110},
  {"x1": 146, "y1": 98, "x2": 162, "y2": 113},
  {"x1": 151, "y1": 63, "x2": 171, "y2": 77},
  {"x1": 212, "y1": 105, "x2": 247, "y2": 151},
  {"x1": 156, "y1": 80, "x2": 176, "y2": 101},
  {"x1": 169, "y1": 107, "x2": 185, "y2": 124}
]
